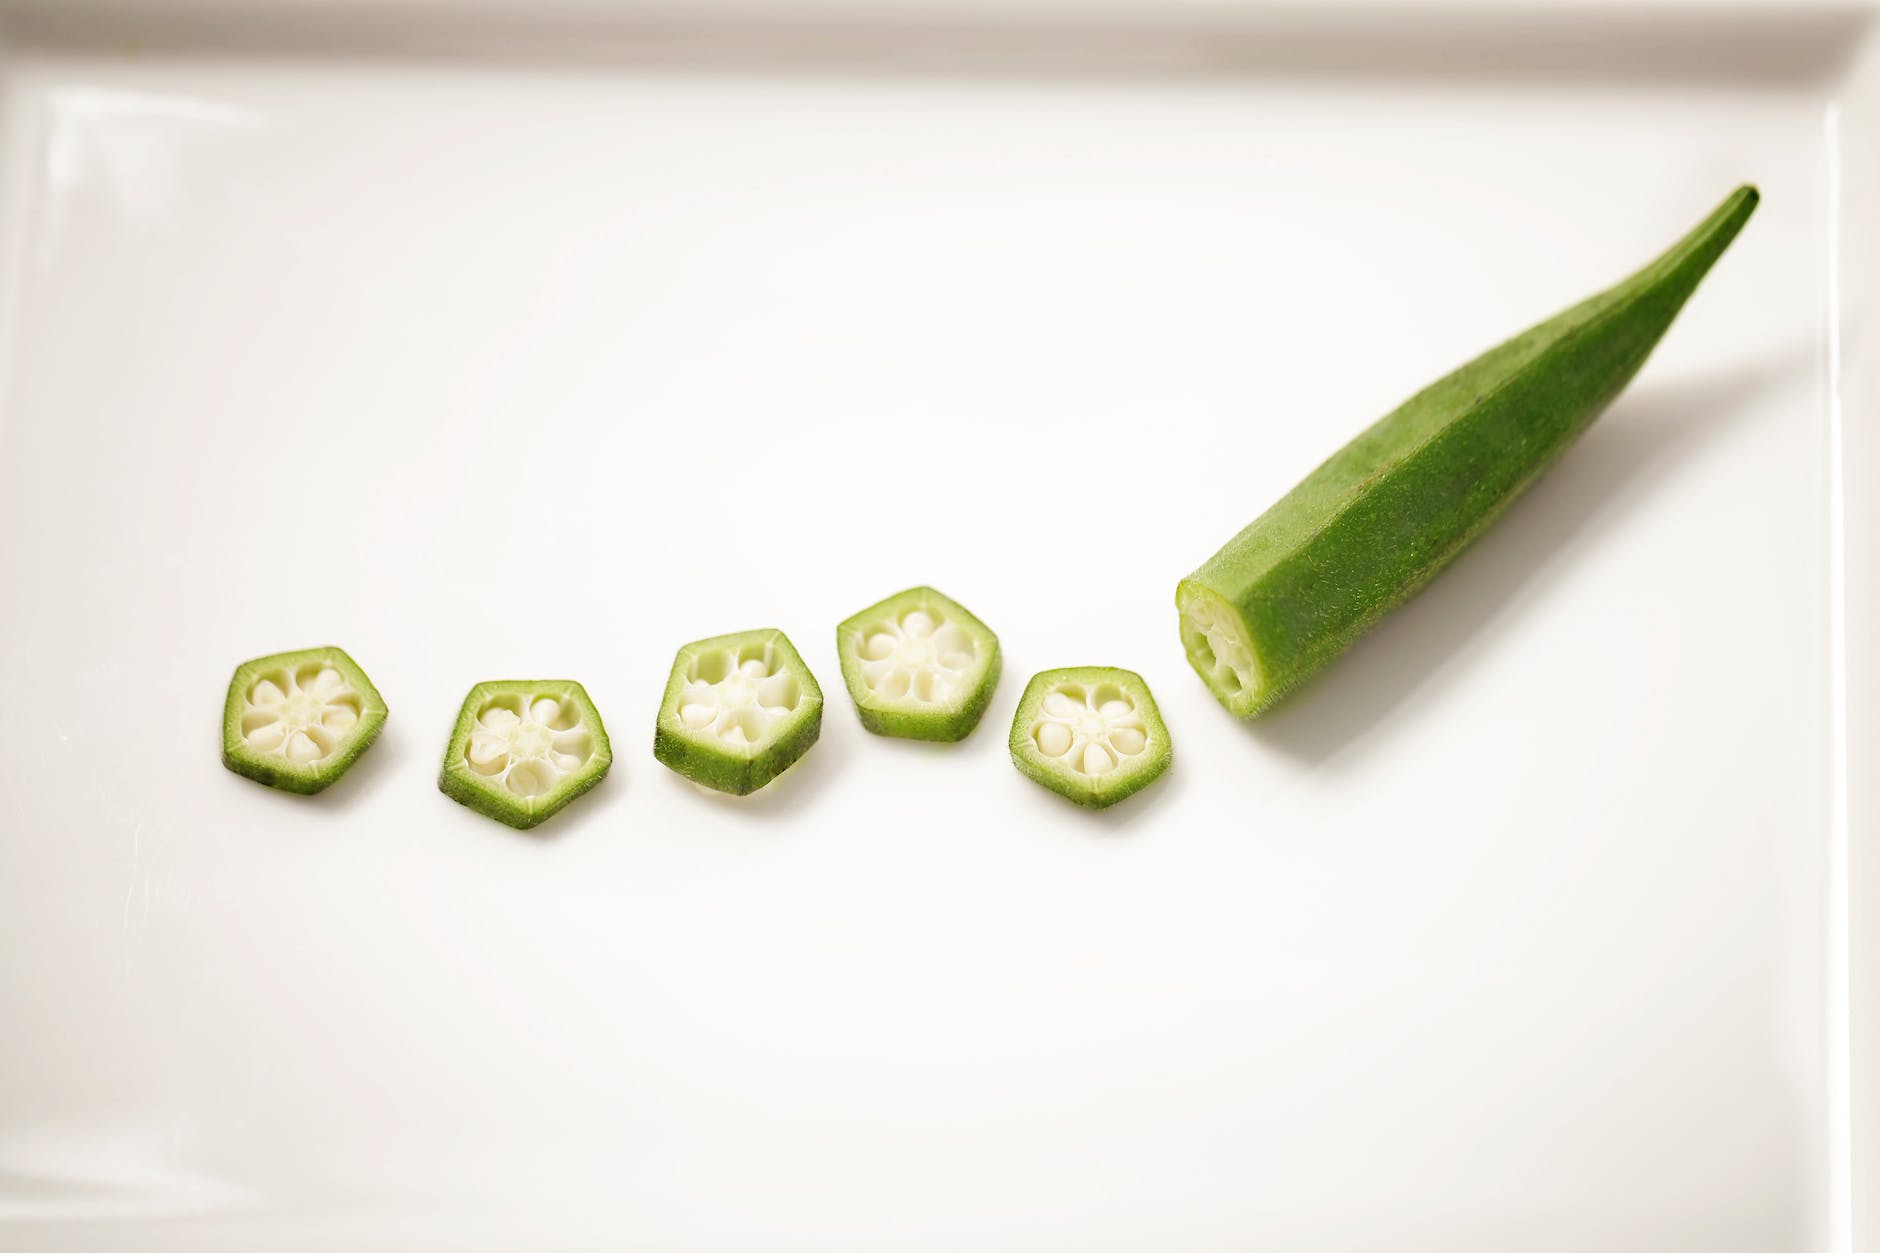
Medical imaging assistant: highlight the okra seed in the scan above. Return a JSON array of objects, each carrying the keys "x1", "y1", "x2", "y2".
[{"x1": 1043, "y1": 692, "x2": 1081, "y2": 718}]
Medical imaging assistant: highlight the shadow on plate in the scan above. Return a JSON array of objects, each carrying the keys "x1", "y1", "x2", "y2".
[{"x1": 1233, "y1": 345, "x2": 1813, "y2": 771}]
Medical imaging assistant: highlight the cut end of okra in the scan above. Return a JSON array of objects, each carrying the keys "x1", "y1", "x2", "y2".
[
  {"x1": 439, "y1": 680, "x2": 612, "y2": 830},
  {"x1": 1177, "y1": 581, "x2": 1264, "y2": 718},
  {"x1": 222, "y1": 646, "x2": 387, "y2": 795},
  {"x1": 654, "y1": 628, "x2": 823, "y2": 796},
  {"x1": 1009, "y1": 667, "x2": 1171, "y2": 810},
  {"x1": 835, "y1": 586, "x2": 1001, "y2": 741}
]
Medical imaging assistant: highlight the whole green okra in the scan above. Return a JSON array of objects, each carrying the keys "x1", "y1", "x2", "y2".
[{"x1": 1178, "y1": 185, "x2": 1759, "y2": 717}]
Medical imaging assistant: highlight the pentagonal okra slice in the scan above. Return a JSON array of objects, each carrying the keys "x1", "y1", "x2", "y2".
[
  {"x1": 440, "y1": 680, "x2": 612, "y2": 830},
  {"x1": 1009, "y1": 667, "x2": 1171, "y2": 810},
  {"x1": 654, "y1": 628, "x2": 822, "y2": 796},
  {"x1": 222, "y1": 646, "x2": 387, "y2": 795},
  {"x1": 836, "y1": 585, "x2": 1001, "y2": 742}
]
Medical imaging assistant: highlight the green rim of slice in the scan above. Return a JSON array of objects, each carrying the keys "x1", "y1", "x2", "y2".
[
  {"x1": 1008, "y1": 666, "x2": 1171, "y2": 810},
  {"x1": 222, "y1": 645, "x2": 388, "y2": 795},
  {"x1": 835, "y1": 585, "x2": 1001, "y2": 742},
  {"x1": 654, "y1": 628, "x2": 823, "y2": 796},
  {"x1": 439, "y1": 680, "x2": 613, "y2": 829}
]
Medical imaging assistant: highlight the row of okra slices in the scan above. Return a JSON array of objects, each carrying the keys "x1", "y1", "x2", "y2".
[{"x1": 222, "y1": 586, "x2": 1174, "y2": 829}]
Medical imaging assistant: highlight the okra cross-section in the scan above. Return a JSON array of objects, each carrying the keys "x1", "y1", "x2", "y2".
[
  {"x1": 1009, "y1": 667, "x2": 1171, "y2": 810},
  {"x1": 654, "y1": 628, "x2": 822, "y2": 795},
  {"x1": 439, "y1": 680, "x2": 612, "y2": 830},
  {"x1": 222, "y1": 646, "x2": 387, "y2": 795},
  {"x1": 836, "y1": 586, "x2": 1001, "y2": 741}
]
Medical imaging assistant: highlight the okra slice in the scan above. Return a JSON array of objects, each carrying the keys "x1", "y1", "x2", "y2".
[
  {"x1": 654, "y1": 628, "x2": 823, "y2": 796},
  {"x1": 1009, "y1": 667, "x2": 1171, "y2": 810},
  {"x1": 835, "y1": 586, "x2": 1001, "y2": 741},
  {"x1": 1179, "y1": 184, "x2": 1760, "y2": 717},
  {"x1": 222, "y1": 646, "x2": 387, "y2": 795},
  {"x1": 439, "y1": 680, "x2": 612, "y2": 830}
]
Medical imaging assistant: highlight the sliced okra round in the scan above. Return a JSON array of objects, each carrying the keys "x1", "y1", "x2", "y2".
[
  {"x1": 1009, "y1": 667, "x2": 1171, "y2": 810},
  {"x1": 654, "y1": 628, "x2": 822, "y2": 796},
  {"x1": 222, "y1": 646, "x2": 387, "y2": 795},
  {"x1": 439, "y1": 680, "x2": 612, "y2": 830},
  {"x1": 835, "y1": 585, "x2": 1001, "y2": 742}
]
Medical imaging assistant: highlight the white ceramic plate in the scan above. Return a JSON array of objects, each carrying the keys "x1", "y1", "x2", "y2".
[{"x1": 1, "y1": 2, "x2": 1875, "y2": 1249}]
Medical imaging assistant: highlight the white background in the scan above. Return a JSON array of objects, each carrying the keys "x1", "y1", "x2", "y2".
[{"x1": 0, "y1": 4, "x2": 1854, "y2": 1250}]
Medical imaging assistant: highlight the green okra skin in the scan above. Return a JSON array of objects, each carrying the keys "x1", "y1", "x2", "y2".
[
  {"x1": 1178, "y1": 184, "x2": 1760, "y2": 718},
  {"x1": 654, "y1": 628, "x2": 823, "y2": 796},
  {"x1": 222, "y1": 645, "x2": 388, "y2": 795},
  {"x1": 836, "y1": 586, "x2": 1001, "y2": 742},
  {"x1": 439, "y1": 680, "x2": 612, "y2": 830},
  {"x1": 1009, "y1": 667, "x2": 1172, "y2": 810}
]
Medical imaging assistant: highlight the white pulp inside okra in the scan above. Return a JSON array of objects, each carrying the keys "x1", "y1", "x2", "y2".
[
  {"x1": 678, "y1": 649, "x2": 805, "y2": 745},
  {"x1": 465, "y1": 695, "x2": 596, "y2": 798},
  {"x1": 1182, "y1": 596, "x2": 1259, "y2": 698},
  {"x1": 856, "y1": 608, "x2": 978, "y2": 704},
  {"x1": 240, "y1": 664, "x2": 364, "y2": 764},
  {"x1": 1028, "y1": 681, "x2": 1150, "y2": 776}
]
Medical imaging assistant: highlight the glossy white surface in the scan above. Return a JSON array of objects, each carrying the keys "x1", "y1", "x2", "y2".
[{"x1": 0, "y1": 4, "x2": 1865, "y2": 1250}]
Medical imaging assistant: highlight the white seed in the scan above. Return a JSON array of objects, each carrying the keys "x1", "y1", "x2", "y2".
[
  {"x1": 480, "y1": 707, "x2": 520, "y2": 733},
  {"x1": 506, "y1": 762, "x2": 549, "y2": 797},
  {"x1": 1035, "y1": 722, "x2": 1072, "y2": 757},
  {"x1": 287, "y1": 731, "x2": 324, "y2": 762},
  {"x1": 1098, "y1": 699, "x2": 1133, "y2": 719},
  {"x1": 246, "y1": 722, "x2": 288, "y2": 751},
  {"x1": 758, "y1": 674, "x2": 799, "y2": 710},
  {"x1": 468, "y1": 732, "x2": 508, "y2": 767},
  {"x1": 863, "y1": 632, "x2": 897, "y2": 660},
  {"x1": 721, "y1": 710, "x2": 766, "y2": 744},
  {"x1": 1109, "y1": 727, "x2": 1147, "y2": 756},
  {"x1": 530, "y1": 697, "x2": 561, "y2": 726},
  {"x1": 902, "y1": 610, "x2": 936, "y2": 638},
  {"x1": 323, "y1": 707, "x2": 357, "y2": 730},
  {"x1": 309, "y1": 669, "x2": 344, "y2": 698},
  {"x1": 680, "y1": 703, "x2": 715, "y2": 728},
  {"x1": 1081, "y1": 743, "x2": 1114, "y2": 774},
  {"x1": 740, "y1": 659, "x2": 768, "y2": 679},
  {"x1": 550, "y1": 752, "x2": 584, "y2": 773},
  {"x1": 250, "y1": 679, "x2": 286, "y2": 707},
  {"x1": 1043, "y1": 692, "x2": 1082, "y2": 719},
  {"x1": 877, "y1": 668, "x2": 911, "y2": 699},
  {"x1": 933, "y1": 623, "x2": 972, "y2": 656}
]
